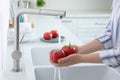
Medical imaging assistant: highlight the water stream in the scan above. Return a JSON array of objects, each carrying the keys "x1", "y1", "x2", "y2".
[{"x1": 54, "y1": 67, "x2": 61, "y2": 80}]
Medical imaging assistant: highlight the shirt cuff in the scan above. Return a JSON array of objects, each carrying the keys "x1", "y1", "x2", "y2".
[
  {"x1": 96, "y1": 35, "x2": 112, "y2": 49},
  {"x1": 99, "y1": 49, "x2": 119, "y2": 67}
]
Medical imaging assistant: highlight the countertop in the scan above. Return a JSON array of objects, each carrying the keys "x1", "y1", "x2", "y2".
[{"x1": 3, "y1": 10, "x2": 112, "y2": 80}]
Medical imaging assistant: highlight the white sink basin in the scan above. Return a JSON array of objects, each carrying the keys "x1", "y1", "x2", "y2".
[
  {"x1": 31, "y1": 47, "x2": 57, "y2": 66},
  {"x1": 34, "y1": 65, "x2": 120, "y2": 80},
  {"x1": 25, "y1": 47, "x2": 120, "y2": 80}
]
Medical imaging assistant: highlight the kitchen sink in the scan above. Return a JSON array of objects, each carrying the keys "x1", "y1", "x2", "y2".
[
  {"x1": 34, "y1": 65, "x2": 120, "y2": 80},
  {"x1": 27, "y1": 47, "x2": 120, "y2": 80},
  {"x1": 31, "y1": 46, "x2": 57, "y2": 66}
]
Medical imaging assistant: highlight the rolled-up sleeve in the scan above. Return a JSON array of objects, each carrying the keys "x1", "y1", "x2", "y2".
[
  {"x1": 99, "y1": 49, "x2": 120, "y2": 67},
  {"x1": 96, "y1": 19, "x2": 113, "y2": 49}
]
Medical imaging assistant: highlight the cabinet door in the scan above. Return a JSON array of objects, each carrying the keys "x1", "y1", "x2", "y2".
[
  {"x1": 77, "y1": 17, "x2": 109, "y2": 43},
  {"x1": 61, "y1": 18, "x2": 77, "y2": 36}
]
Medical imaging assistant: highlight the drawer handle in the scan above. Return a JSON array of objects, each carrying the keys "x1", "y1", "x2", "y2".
[
  {"x1": 61, "y1": 20, "x2": 72, "y2": 22},
  {"x1": 95, "y1": 23, "x2": 106, "y2": 25}
]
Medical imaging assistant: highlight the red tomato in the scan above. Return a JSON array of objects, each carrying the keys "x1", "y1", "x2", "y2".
[
  {"x1": 50, "y1": 49, "x2": 65, "y2": 63},
  {"x1": 43, "y1": 32, "x2": 52, "y2": 40},
  {"x1": 50, "y1": 30, "x2": 59, "y2": 38},
  {"x1": 61, "y1": 44, "x2": 76, "y2": 56}
]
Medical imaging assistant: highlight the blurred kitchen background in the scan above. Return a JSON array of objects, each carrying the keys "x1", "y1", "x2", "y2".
[
  {"x1": 8, "y1": 0, "x2": 113, "y2": 44},
  {"x1": 1, "y1": 1, "x2": 120, "y2": 80},
  {"x1": 19, "y1": 0, "x2": 112, "y2": 10}
]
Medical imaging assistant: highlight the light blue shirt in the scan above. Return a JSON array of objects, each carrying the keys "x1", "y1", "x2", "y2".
[
  {"x1": 97, "y1": 0, "x2": 120, "y2": 49},
  {"x1": 96, "y1": 0, "x2": 120, "y2": 70}
]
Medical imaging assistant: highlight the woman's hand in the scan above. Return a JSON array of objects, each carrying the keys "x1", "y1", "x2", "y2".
[
  {"x1": 49, "y1": 40, "x2": 104, "y2": 67},
  {"x1": 50, "y1": 53, "x2": 102, "y2": 67},
  {"x1": 50, "y1": 54, "x2": 81, "y2": 67}
]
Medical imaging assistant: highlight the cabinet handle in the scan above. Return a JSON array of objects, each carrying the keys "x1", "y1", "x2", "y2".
[
  {"x1": 61, "y1": 20, "x2": 72, "y2": 22},
  {"x1": 95, "y1": 23, "x2": 106, "y2": 25}
]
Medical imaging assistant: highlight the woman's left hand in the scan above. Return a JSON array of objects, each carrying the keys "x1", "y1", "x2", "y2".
[{"x1": 50, "y1": 54, "x2": 81, "y2": 67}]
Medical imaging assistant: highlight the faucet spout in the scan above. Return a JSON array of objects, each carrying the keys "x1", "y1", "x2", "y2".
[{"x1": 11, "y1": 8, "x2": 66, "y2": 72}]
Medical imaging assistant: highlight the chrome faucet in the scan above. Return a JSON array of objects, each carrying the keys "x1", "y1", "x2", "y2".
[{"x1": 12, "y1": 8, "x2": 66, "y2": 72}]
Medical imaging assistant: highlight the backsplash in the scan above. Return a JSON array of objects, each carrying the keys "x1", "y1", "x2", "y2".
[{"x1": 29, "y1": 0, "x2": 112, "y2": 11}]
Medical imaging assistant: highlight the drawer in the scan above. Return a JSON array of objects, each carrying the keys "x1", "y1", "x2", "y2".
[
  {"x1": 77, "y1": 33, "x2": 99, "y2": 38},
  {"x1": 77, "y1": 25, "x2": 106, "y2": 30},
  {"x1": 77, "y1": 32, "x2": 105, "y2": 39},
  {"x1": 78, "y1": 17, "x2": 108, "y2": 26},
  {"x1": 77, "y1": 28, "x2": 104, "y2": 33},
  {"x1": 78, "y1": 38, "x2": 95, "y2": 43}
]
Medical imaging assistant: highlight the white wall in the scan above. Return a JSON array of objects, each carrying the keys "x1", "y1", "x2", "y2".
[
  {"x1": 30, "y1": 0, "x2": 113, "y2": 11},
  {"x1": 0, "y1": 0, "x2": 9, "y2": 72}
]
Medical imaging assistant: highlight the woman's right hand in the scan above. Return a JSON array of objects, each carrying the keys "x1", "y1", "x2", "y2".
[
  {"x1": 49, "y1": 53, "x2": 82, "y2": 67},
  {"x1": 50, "y1": 52, "x2": 102, "y2": 67}
]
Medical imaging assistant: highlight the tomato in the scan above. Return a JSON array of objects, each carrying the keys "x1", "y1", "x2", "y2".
[
  {"x1": 50, "y1": 30, "x2": 59, "y2": 38},
  {"x1": 61, "y1": 44, "x2": 76, "y2": 56},
  {"x1": 50, "y1": 49, "x2": 65, "y2": 63},
  {"x1": 43, "y1": 32, "x2": 52, "y2": 40}
]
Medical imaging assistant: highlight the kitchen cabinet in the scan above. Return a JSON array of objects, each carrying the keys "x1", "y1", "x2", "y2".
[
  {"x1": 77, "y1": 17, "x2": 109, "y2": 43},
  {"x1": 60, "y1": 18, "x2": 77, "y2": 36},
  {"x1": 61, "y1": 16, "x2": 109, "y2": 43}
]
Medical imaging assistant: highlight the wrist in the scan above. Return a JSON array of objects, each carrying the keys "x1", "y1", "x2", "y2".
[
  {"x1": 77, "y1": 46, "x2": 86, "y2": 54},
  {"x1": 79, "y1": 53, "x2": 102, "y2": 63},
  {"x1": 75, "y1": 54, "x2": 83, "y2": 63}
]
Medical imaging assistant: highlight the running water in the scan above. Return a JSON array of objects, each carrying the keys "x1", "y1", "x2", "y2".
[
  {"x1": 57, "y1": 27, "x2": 62, "y2": 80},
  {"x1": 58, "y1": 67, "x2": 61, "y2": 80},
  {"x1": 54, "y1": 27, "x2": 62, "y2": 80},
  {"x1": 54, "y1": 67, "x2": 61, "y2": 80},
  {"x1": 54, "y1": 67, "x2": 57, "y2": 80}
]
